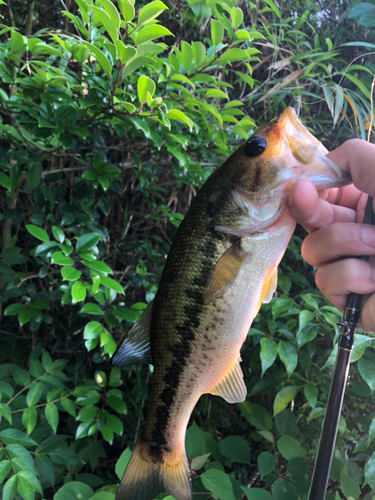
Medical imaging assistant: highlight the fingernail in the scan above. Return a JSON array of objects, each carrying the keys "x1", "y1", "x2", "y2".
[{"x1": 361, "y1": 226, "x2": 375, "y2": 248}]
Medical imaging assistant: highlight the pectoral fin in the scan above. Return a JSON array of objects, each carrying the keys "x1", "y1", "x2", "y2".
[
  {"x1": 207, "y1": 355, "x2": 247, "y2": 404},
  {"x1": 214, "y1": 184, "x2": 289, "y2": 236},
  {"x1": 262, "y1": 267, "x2": 278, "y2": 304},
  {"x1": 112, "y1": 301, "x2": 153, "y2": 367},
  {"x1": 204, "y1": 240, "x2": 250, "y2": 304}
]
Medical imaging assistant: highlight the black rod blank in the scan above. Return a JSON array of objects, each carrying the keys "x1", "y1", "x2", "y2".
[{"x1": 308, "y1": 195, "x2": 375, "y2": 500}]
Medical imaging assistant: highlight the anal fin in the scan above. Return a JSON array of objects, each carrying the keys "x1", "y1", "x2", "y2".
[
  {"x1": 207, "y1": 355, "x2": 247, "y2": 404},
  {"x1": 204, "y1": 240, "x2": 250, "y2": 305},
  {"x1": 112, "y1": 301, "x2": 153, "y2": 367}
]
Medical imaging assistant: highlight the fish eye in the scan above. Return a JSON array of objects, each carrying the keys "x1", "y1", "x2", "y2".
[{"x1": 244, "y1": 136, "x2": 267, "y2": 157}]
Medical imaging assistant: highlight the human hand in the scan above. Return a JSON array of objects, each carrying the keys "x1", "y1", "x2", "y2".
[{"x1": 288, "y1": 139, "x2": 375, "y2": 333}]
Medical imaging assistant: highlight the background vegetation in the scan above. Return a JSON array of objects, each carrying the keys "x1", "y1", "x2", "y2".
[{"x1": 0, "y1": 0, "x2": 375, "y2": 499}]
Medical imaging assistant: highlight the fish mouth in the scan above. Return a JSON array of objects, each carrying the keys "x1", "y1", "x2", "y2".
[{"x1": 271, "y1": 107, "x2": 351, "y2": 190}]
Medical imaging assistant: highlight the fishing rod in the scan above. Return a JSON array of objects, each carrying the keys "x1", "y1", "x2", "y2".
[{"x1": 308, "y1": 195, "x2": 375, "y2": 500}]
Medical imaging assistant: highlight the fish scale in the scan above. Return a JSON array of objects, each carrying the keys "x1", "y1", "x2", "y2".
[{"x1": 113, "y1": 107, "x2": 351, "y2": 500}]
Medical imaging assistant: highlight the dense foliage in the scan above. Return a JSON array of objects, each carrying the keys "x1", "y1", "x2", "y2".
[{"x1": 0, "y1": 0, "x2": 375, "y2": 499}]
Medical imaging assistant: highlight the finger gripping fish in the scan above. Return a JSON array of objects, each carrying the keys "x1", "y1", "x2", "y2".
[{"x1": 113, "y1": 108, "x2": 350, "y2": 500}]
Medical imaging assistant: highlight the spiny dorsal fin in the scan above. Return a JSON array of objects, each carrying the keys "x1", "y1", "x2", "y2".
[
  {"x1": 262, "y1": 267, "x2": 278, "y2": 304},
  {"x1": 112, "y1": 301, "x2": 153, "y2": 367},
  {"x1": 207, "y1": 355, "x2": 247, "y2": 404},
  {"x1": 204, "y1": 240, "x2": 250, "y2": 305}
]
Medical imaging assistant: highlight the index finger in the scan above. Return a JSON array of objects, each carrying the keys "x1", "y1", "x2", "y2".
[{"x1": 327, "y1": 139, "x2": 375, "y2": 197}]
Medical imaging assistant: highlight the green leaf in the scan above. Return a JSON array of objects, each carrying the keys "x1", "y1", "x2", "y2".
[
  {"x1": 231, "y1": 7, "x2": 244, "y2": 29},
  {"x1": 100, "y1": 331, "x2": 117, "y2": 356},
  {"x1": 77, "y1": 405, "x2": 98, "y2": 422},
  {"x1": 4, "y1": 304, "x2": 25, "y2": 316},
  {"x1": 218, "y1": 436, "x2": 250, "y2": 464},
  {"x1": 61, "y1": 397, "x2": 76, "y2": 417},
  {"x1": 260, "y1": 338, "x2": 278, "y2": 377},
  {"x1": 22, "y1": 407, "x2": 37, "y2": 435},
  {"x1": 97, "y1": 0, "x2": 120, "y2": 29},
  {"x1": 106, "y1": 395, "x2": 127, "y2": 414},
  {"x1": 0, "y1": 460, "x2": 12, "y2": 484},
  {"x1": 3, "y1": 474, "x2": 18, "y2": 500},
  {"x1": 25, "y1": 224, "x2": 49, "y2": 242},
  {"x1": 287, "y1": 457, "x2": 308, "y2": 478},
  {"x1": 272, "y1": 478, "x2": 298, "y2": 500},
  {"x1": 105, "y1": 412, "x2": 123, "y2": 435},
  {"x1": 61, "y1": 267, "x2": 82, "y2": 281},
  {"x1": 79, "y1": 303, "x2": 104, "y2": 315},
  {"x1": 191, "y1": 453, "x2": 211, "y2": 471},
  {"x1": 18, "y1": 470, "x2": 42, "y2": 496},
  {"x1": 241, "y1": 488, "x2": 272, "y2": 500},
  {"x1": 100, "y1": 276, "x2": 124, "y2": 294},
  {"x1": 87, "y1": 493, "x2": 115, "y2": 500},
  {"x1": 53, "y1": 481, "x2": 94, "y2": 500},
  {"x1": 12, "y1": 366, "x2": 30, "y2": 386},
  {"x1": 117, "y1": 0, "x2": 134, "y2": 21},
  {"x1": 278, "y1": 341, "x2": 297, "y2": 378},
  {"x1": 257, "y1": 451, "x2": 276, "y2": 479},
  {"x1": 211, "y1": 19, "x2": 224, "y2": 46},
  {"x1": 277, "y1": 436, "x2": 306, "y2": 460},
  {"x1": 82, "y1": 260, "x2": 113, "y2": 275},
  {"x1": 101, "y1": 425, "x2": 114, "y2": 444},
  {"x1": 71, "y1": 281, "x2": 86, "y2": 304},
  {"x1": 0, "y1": 172, "x2": 12, "y2": 189},
  {"x1": 201, "y1": 469, "x2": 236, "y2": 500},
  {"x1": 26, "y1": 383, "x2": 43, "y2": 407},
  {"x1": 115, "y1": 447, "x2": 132, "y2": 480},
  {"x1": 304, "y1": 384, "x2": 318, "y2": 408},
  {"x1": 205, "y1": 89, "x2": 228, "y2": 99},
  {"x1": 84, "y1": 321, "x2": 103, "y2": 340},
  {"x1": 262, "y1": 0, "x2": 281, "y2": 18},
  {"x1": 91, "y1": 5, "x2": 118, "y2": 43},
  {"x1": 192, "y1": 42, "x2": 206, "y2": 66},
  {"x1": 238, "y1": 402, "x2": 273, "y2": 431},
  {"x1": 11, "y1": 30, "x2": 25, "y2": 54},
  {"x1": 137, "y1": 75, "x2": 156, "y2": 105},
  {"x1": 298, "y1": 310, "x2": 314, "y2": 332},
  {"x1": 51, "y1": 251, "x2": 74, "y2": 266},
  {"x1": 76, "y1": 233, "x2": 101, "y2": 252},
  {"x1": 26, "y1": 162, "x2": 42, "y2": 189},
  {"x1": 217, "y1": 48, "x2": 249, "y2": 64},
  {"x1": 18, "y1": 308, "x2": 31, "y2": 326},
  {"x1": 165, "y1": 109, "x2": 193, "y2": 131},
  {"x1": 134, "y1": 25, "x2": 173, "y2": 45},
  {"x1": 0, "y1": 403, "x2": 12, "y2": 424},
  {"x1": 185, "y1": 422, "x2": 206, "y2": 460},
  {"x1": 83, "y1": 42, "x2": 112, "y2": 78},
  {"x1": 45, "y1": 402, "x2": 59, "y2": 433},
  {"x1": 273, "y1": 386, "x2": 300, "y2": 416},
  {"x1": 138, "y1": 1, "x2": 168, "y2": 25},
  {"x1": 0, "y1": 429, "x2": 37, "y2": 448},
  {"x1": 365, "y1": 451, "x2": 375, "y2": 485},
  {"x1": 358, "y1": 357, "x2": 375, "y2": 392},
  {"x1": 115, "y1": 41, "x2": 136, "y2": 63},
  {"x1": 340, "y1": 471, "x2": 360, "y2": 498}
]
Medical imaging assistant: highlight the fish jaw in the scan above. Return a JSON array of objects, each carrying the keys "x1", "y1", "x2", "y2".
[{"x1": 261, "y1": 107, "x2": 351, "y2": 191}]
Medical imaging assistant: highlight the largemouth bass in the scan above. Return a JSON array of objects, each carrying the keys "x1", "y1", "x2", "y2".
[{"x1": 113, "y1": 107, "x2": 350, "y2": 500}]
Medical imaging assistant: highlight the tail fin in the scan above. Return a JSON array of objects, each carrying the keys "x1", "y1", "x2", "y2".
[{"x1": 115, "y1": 438, "x2": 192, "y2": 500}]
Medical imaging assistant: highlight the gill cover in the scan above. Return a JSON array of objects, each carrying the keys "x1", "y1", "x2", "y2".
[{"x1": 207, "y1": 107, "x2": 350, "y2": 237}]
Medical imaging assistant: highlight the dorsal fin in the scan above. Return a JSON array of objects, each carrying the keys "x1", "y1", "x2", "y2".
[
  {"x1": 204, "y1": 240, "x2": 250, "y2": 304},
  {"x1": 112, "y1": 302, "x2": 153, "y2": 367},
  {"x1": 207, "y1": 355, "x2": 247, "y2": 404}
]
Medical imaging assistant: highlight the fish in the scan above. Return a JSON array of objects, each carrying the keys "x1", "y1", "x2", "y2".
[{"x1": 112, "y1": 107, "x2": 351, "y2": 500}]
